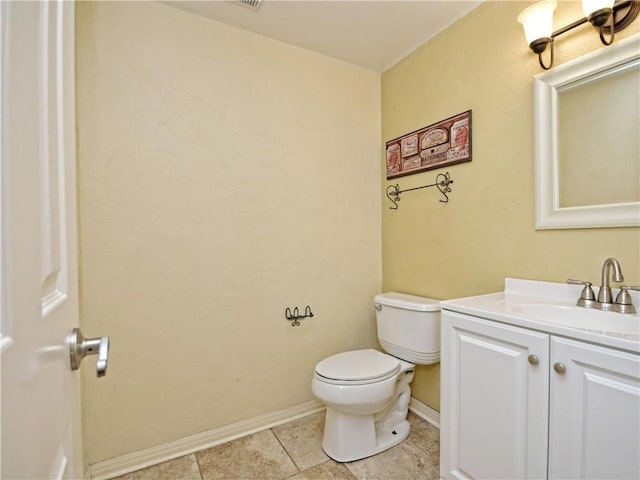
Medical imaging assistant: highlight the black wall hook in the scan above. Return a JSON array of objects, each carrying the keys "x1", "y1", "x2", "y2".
[{"x1": 285, "y1": 305, "x2": 314, "y2": 326}]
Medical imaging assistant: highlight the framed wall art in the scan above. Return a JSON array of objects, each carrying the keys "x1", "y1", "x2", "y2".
[{"x1": 385, "y1": 110, "x2": 472, "y2": 179}]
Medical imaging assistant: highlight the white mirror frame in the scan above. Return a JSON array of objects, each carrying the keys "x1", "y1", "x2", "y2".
[{"x1": 533, "y1": 33, "x2": 640, "y2": 230}]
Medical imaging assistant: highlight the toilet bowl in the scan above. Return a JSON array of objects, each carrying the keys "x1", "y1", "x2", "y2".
[
  {"x1": 312, "y1": 349, "x2": 415, "y2": 462},
  {"x1": 311, "y1": 293, "x2": 440, "y2": 462}
]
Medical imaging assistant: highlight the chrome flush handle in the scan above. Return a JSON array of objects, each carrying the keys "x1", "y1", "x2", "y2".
[{"x1": 69, "y1": 328, "x2": 110, "y2": 377}]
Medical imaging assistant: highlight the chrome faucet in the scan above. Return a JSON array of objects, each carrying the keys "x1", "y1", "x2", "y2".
[
  {"x1": 597, "y1": 257, "x2": 624, "y2": 304},
  {"x1": 568, "y1": 257, "x2": 639, "y2": 314}
]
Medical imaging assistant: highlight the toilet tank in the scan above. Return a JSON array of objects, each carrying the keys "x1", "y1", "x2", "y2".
[{"x1": 375, "y1": 292, "x2": 440, "y2": 365}]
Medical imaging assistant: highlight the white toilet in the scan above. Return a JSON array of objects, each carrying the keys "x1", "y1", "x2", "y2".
[{"x1": 311, "y1": 292, "x2": 440, "y2": 462}]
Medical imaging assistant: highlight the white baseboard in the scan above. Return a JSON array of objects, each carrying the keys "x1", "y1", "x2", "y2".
[
  {"x1": 408, "y1": 397, "x2": 440, "y2": 428},
  {"x1": 88, "y1": 396, "x2": 439, "y2": 480},
  {"x1": 87, "y1": 399, "x2": 325, "y2": 480}
]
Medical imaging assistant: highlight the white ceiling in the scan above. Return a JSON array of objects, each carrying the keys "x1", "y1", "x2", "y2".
[{"x1": 163, "y1": 0, "x2": 484, "y2": 72}]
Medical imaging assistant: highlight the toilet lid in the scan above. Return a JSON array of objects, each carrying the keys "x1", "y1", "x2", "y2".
[{"x1": 315, "y1": 349, "x2": 400, "y2": 383}]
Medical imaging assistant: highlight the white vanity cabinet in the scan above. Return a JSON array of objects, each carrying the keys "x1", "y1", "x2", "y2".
[
  {"x1": 548, "y1": 336, "x2": 640, "y2": 479},
  {"x1": 440, "y1": 311, "x2": 550, "y2": 479},
  {"x1": 441, "y1": 310, "x2": 640, "y2": 480}
]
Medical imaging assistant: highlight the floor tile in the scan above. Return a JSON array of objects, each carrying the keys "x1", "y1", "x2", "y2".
[
  {"x1": 272, "y1": 411, "x2": 329, "y2": 471},
  {"x1": 345, "y1": 438, "x2": 439, "y2": 480},
  {"x1": 405, "y1": 420, "x2": 440, "y2": 459},
  {"x1": 107, "y1": 410, "x2": 441, "y2": 480},
  {"x1": 196, "y1": 429, "x2": 298, "y2": 480},
  {"x1": 406, "y1": 412, "x2": 423, "y2": 426},
  {"x1": 110, "y1": 454, "x2": 201, "y2": 480},
  {"x1": 294, "y1": 460, "x2": 358, "y2": 480}
]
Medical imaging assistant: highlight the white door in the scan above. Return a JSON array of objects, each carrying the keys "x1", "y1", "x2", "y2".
[
  {"x1": 440, "y1": 311, "x2": 549, "y2": 480},
  {"x1": 548, "y1": 336, "x2": 640, "y2": 480},
  {"x1": 1, "y1": 1, "x2": 84, "y2": 478}
]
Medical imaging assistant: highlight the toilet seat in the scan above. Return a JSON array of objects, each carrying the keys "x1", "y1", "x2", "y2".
[{"x1": 314, "y1": 349, "x2": 400, "y2": 385}]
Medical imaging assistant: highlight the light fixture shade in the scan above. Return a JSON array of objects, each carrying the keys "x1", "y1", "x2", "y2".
[
  {"x1": 582, "y1": 0, "x2": 614, "y2": 17},
  {"x1": 518, "y1": 0, "x2": 558, "y2": 45}
]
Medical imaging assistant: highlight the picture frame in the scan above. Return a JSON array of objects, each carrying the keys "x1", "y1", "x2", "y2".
[{"x1": 385, "y1": 110, "x2": 472, "y2": 179}]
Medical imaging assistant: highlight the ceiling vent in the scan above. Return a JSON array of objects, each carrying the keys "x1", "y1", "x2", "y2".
[{"x1": 234, "y1": 0, "x2": 263, "y2": 12}]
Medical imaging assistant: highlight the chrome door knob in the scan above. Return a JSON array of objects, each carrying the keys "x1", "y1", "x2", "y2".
[{"x1": 69, "y1": 328, "x2": 110, "y2": 377}]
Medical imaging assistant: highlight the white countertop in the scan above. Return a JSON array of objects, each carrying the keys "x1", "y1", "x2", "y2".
[{"x1": 441, "y1": 278, "x2": 640, "y2": 353}]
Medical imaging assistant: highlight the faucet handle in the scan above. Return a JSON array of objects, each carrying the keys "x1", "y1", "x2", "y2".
[
  {"x1": 567, "y1": 279, "x2": 596, "y2": 301},
  {"x1": 613, "y1": 286, "x2": 639, "y2": 314},
  {"x1": 615, "y1": 285, "x2": 640, "y2": 303}
]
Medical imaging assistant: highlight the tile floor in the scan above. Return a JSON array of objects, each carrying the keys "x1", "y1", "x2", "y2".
[{"x1": 111, "y1": 411, "x2": 440, "y2": 480}]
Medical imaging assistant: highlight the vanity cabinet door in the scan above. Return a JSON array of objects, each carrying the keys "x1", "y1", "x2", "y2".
[
  {"x1": 548, "y1": 336, "x2": 640, "y2": 480},
  {"x1": 441, "y1": 311, "x2": 549, "y2": 480}
]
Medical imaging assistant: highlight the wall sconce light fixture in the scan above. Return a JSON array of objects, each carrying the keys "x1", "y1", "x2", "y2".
[{"x1": 518, "y1": 0, "x2": 640, "y2": 70}]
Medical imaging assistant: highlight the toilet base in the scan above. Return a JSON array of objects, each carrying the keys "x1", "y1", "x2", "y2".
[
  {"x1": 321, "y1": 409, "x2": 410, "y2": 463},
  {"x1": 316, "y1": 357, "x2": 415, "y2": 462}
]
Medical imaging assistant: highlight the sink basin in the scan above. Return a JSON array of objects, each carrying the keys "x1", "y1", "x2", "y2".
[
  {"x1": 441, "y1": 279, "x2": 640, "y2": 351},
  {"x1": 507, "y1": 303, "x2": 640, "y2": 337}
]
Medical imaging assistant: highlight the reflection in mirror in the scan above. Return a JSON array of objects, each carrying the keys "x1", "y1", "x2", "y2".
[
  {"x1": 558, "y1": 60, "x2": 639, "y2": 208},
  {"x1": 534, "y1": 33, "x2": 640, "y2": 229}
]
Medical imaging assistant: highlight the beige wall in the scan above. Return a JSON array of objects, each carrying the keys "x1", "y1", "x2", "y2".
[
  {"x1": 77, "y1": 0, "x2": 640, "y2": 464},
  {"x1": 76, "y1": 1, "x2": 381, "y2": 464},
  {"x1": 381, "y1": 1, "x2": 640, "y2": 411}
]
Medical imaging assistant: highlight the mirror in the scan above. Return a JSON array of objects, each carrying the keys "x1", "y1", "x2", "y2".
[{"x1": 533, "y1": 33, "x2": 640, "y2": 229}]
